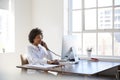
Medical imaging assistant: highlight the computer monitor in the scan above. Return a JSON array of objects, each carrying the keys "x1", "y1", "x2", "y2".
[{"x1": 62, "y1": 35, "x2": 81, "y2": 61}]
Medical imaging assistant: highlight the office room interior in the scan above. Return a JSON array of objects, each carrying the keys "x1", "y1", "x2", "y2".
[{"x1": 0, "y1": 0, "x2": 120, "y2": 80}]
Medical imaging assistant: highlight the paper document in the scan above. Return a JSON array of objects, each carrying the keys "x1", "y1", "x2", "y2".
[{"x1": 27, "y1": 64, "x2": 59, "y2": 68}]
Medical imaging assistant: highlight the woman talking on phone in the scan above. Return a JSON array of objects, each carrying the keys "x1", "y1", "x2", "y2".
[{"x1": 27, "y1": 28, "x2": 58, "y2": 65}]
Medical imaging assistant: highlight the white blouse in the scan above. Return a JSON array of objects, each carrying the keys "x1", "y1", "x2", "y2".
[{"x1": 27, "y1": 44, "x2": 53, "y2": 64}]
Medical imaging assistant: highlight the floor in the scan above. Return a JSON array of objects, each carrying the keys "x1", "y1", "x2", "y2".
[{"x1": 0, "y1": 71, "x2": 116, "y2": 80}]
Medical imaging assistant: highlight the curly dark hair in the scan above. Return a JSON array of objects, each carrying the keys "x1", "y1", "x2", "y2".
[{"x1": 28, "y1": 28, "x2": 43, "y2": 43}]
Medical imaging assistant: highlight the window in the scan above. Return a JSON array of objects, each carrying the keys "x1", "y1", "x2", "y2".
[
  {"x1": 98, "y1": 0, "x2": 112, "y2": 7},
  {"x1": 71, "y1": 33, "x2": 82, "y2": 55},
  {"x1": 114, "y1": 7, "x2": 120, "y2": 29},
  {"x1": 72, "y1": 11, "x2": 82, "y2": 32},
  {"x1": 66, "y1": 0, "x2": 120, "y2": 57},
  {"x1": 98, "y1": 8, "x2": 112, "y2": 29},
  {"x1": 0, "y1": 0, "x2": 15, "y2": 53},
  {"x1": 83, "y1": 33, "x2": 96, "y2": 55},
  {"x1": 115, "y1": 0, "x2": 120, "y2": 6},
  {"x1": 85, "y1": 9, "x2": 97, "y2": 30},
  {"x1": 98, "y1": 33, "x2": 112, "y2": 56},
  {"x1": 84, "y1": 0, "x2": 96, "y2": 8},
  {"x1": 72, "y1": 0, "x2": 82, "y2": 9},
  {"x1": 0, "y1": 9, "x2": 8, "y2": 53},
  {"x1": 114, "y1": 32, "x2": 120, "y2": 56}
]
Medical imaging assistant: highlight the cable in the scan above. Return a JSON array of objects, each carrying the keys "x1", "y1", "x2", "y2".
[{"x1": 48, "y1": 49, "x2": 61, "y2": 57}]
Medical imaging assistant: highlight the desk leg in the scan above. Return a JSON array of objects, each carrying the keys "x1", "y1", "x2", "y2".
[
  {"x1": 21, "y1": 68, "x2": 27, "y2": 73},
  {"x1": 84, "y1": 75, "x2": 89, "y2": 80},
  {"x1": 44, "y1": 70, "x2": 48, "y2": 73},
  {"x1": 57, "y1": 72, "x2": 62, "y2": 76},
  {"x1": 116, "y1": 66, "x2": 120, "y2": 80},
  {"x1": 118, "y1": 66, "x2": 120, "y2": 80},
  {"x1": 116, "y1": 71, "x2": 120, "y2": 80}
]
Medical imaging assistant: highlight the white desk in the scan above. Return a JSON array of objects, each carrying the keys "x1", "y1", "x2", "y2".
[{"x1": 17, "y1": 60, "x2": 120, "y2": 76}]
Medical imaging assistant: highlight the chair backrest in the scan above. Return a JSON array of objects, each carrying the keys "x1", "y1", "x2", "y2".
[{"x1": 20, "y1": 54, "x2": 28, "y2": 65}]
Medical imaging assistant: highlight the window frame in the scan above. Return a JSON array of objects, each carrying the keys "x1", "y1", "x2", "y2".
[{"x1": 68, "y1": 0, "x2": 120, "y2": 57}]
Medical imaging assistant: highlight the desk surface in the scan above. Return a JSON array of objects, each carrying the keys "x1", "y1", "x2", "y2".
[{"x1": 17, "y1": 60, "x2": 120, "y2": 75}]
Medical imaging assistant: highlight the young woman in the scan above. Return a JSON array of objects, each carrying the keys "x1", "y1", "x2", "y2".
[{"x1": 27, "y1": 28, "x2": 57, "y2": 65}]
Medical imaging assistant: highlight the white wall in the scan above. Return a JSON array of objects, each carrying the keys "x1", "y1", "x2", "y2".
[
  {"x1": 32, "y1": 0, "x2": 63, "y2": 56},
  {"x1": 15, "y1": 0, "x2": 32, "y2": 54},
  {"x1": 0, "y1": 0, "x2": 32, "y2": 74},
  {"x1": 0, "y1": 0, "x2": 64, "y2": 74}
]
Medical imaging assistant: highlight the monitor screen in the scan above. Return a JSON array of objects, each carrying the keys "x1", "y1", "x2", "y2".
[{"x1": 62, "y1": 35, "x2": 82, "y2": 59}]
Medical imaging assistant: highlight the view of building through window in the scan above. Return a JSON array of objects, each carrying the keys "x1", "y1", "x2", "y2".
[{"x1": 69, "y1": 0, "x2": 120, "y2": 57}]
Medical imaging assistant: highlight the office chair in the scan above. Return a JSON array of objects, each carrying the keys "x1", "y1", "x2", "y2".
[{"x1": 20, "y1": 54, "x2": 29, "y2": 72}]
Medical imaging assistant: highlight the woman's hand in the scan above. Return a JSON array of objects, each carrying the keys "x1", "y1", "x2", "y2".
[
  {"x1": 47, "y1": 60, "x2": 59, "y2": 65},
  {"x1": 41, "y1": 41, "x2": 49, "y2": 50}
]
